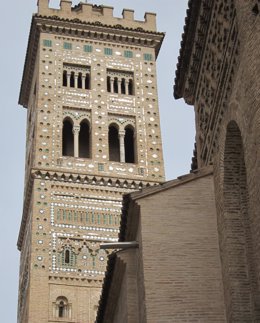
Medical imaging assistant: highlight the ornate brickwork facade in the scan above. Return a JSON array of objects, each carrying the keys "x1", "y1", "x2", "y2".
[
  {"x1": 175, "y1": 0, "x2": 260, "y2": 321},
  {"x1": 17, "y1": 1, "x2": 165, "y2": 322}
]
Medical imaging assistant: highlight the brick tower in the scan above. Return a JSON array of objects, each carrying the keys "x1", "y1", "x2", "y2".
[{"x1": 17, "y1": 1, "x2": 165, "y2": 322}]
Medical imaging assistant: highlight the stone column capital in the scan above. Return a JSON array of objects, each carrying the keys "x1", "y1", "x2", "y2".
[
  {"x1": 118, "y1": 130, "x2": 125, "y2": 137},
  {"x1": 73, "y1": 126, "x2": 80, "y2": 134}
]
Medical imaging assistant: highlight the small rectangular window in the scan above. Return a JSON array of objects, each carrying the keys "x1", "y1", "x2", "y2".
[
  {"x1": 124, "y1": 50, "x2": 133, "y2": 58},
  {"x1": 64, "y1": 42, "x2": 72, "y2": 50},
  {"x1": 43, "y1": 39, "x2": 52, "y2": 47},
  {"x1": 104, "y1": 48, "x2": 113, "y2": 56},
  {"x1": 84, "y1": 45, "x2": 93, "y2": 53},
  {"x1": 144, "y1": 53, "x2": 153, "y2": 61}
]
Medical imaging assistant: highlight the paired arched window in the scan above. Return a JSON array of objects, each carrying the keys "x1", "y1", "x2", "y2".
[
  {"x1": 62, "y1": 118, "x2": 90, "y2": 158},
  {"x1": 62, "y1": 119, "x2": 136, "y2": 163},
  {"x1": 108, "y1": 124, "x2": 136, "y2": 163},
  {"x1": 109, "y1": 125, "x2": 120, "y2": 162},
  {"x1": 62, "y1": 119, "x2": 74, "y2": 157}
]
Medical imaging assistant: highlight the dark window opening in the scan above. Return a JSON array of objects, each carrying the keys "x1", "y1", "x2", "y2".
[
  {"x1": 62, "y1": 119, "x2": 74, "y2": 157},
  {"x1": 128, "y1": 79, "x2": 134, "y2": 95},
  {"x1": 79, "y1": 120, "x2": 90, "y2": 158},
  {"x1": 114, "y1": 78, "x2": 118, "y2": 93},
  {"x1": 85, "y1": 74, "x2": 90, "y2": 90},
  {"x1": 58, "y1": 301, "x2": 65, "y2": 317},
  {"x1": 107, "y1": 76, "x2": 111, "y2": 92},
  {"x1": 109, "y1": 125, "x2": 120, "y2": 162},
  {"x1": 121, "y1": 78, "x2": 126, "y2": 94},
  {"x1": 78, "y1": 73, "x2": 82, "y2": 89},
  {"x1": 63, "y1": 71, "x2": 67, "y2": 87},
  {"x1": 70, "y1": 72, "x2": 75, "y2": 88},
  {"x1": 125, "y1": 127, "x2": 135, "y2": 163},
  {"x1": 65, "y1": 250, "x2": 70, "y2": 264}
]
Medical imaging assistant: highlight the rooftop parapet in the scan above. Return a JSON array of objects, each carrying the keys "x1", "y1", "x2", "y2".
[{"x1": 37, "y1": 0, "x2": 157, "y2": 31}]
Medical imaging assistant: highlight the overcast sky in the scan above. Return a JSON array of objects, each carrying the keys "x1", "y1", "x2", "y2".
[{"x1": 0, "y1": 1, "x2": 192, "y2": 321}]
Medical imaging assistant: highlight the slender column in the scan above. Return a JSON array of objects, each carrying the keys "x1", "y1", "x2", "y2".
[
  {"x1": 82, "y1": 75, "x2": 86, "y2": 89},
  {"x1": 110, "y1": 78, "x2": 114, "y2": 93},
  {"x1": 118, "y1": 78, "x2": 122, "y2": 94},
  {"x1": 73, "y1": 126, "x2": 80, "y2": 158},
  {"x1": 67, "y1": 73, "x2": 71, "y2": 87},
  {"x1": 118, "y1": 130, "x2": 125, "y2": 163},
  {"x1": 125, "y1": 80, "x2": 129, "y2": 95},
  {"x1": 74, "y1": 73, "x2": 78, "y2": 88}
]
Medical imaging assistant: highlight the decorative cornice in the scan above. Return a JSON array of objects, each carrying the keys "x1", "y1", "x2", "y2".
[
  {"x1": 173, "y1": 0, "x2": 213, "y2": 104},
  {"x1": 49, "y1": 275, "x2": 103, "y2": 286},
  {"x1": 19, "y1": 14, "x2": 165, "y2": 108},
  {"x1": 31, "y1": 168, "x2": 158, "y2": 188},
  {"x1": 17, "y1": 168, "x2": 159, "y2": 251}
]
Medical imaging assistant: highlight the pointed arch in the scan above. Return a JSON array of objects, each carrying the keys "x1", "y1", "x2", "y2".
[{"x1": 62, "y1": 118, "x2": 74, "y2": 157}]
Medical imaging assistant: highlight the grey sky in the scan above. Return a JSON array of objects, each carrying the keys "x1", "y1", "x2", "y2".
[{"x1": 0, "y1": 1, "x2": 192, "y2": 322}]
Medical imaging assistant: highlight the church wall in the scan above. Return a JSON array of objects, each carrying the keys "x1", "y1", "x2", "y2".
[
  {"x1": 208, "y1": 2, "x2": 260, "y2": 321},
  {"x1": 180, "y1": 1, "x2": 260, "y2": 320},
  {"x1": 137, "y1": 172, "x2": 226, "y2": 322}
]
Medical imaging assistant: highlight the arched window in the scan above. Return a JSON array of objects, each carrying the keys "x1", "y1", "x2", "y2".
[
  {"x1": 109, "y1": 125, "x2": 120, "y2": 162},
  {"x1": 55, "y1": 297, "x2": 70, "y2": 319},
  {"x1": 62, "y1": 119, "x2": 74, "y2": 157},
  {"x1": 124, "y1": 126, "x2": 135, "y2": 163},
  {"x1": 85, "y1": 73, "x2": 90, "y2": 90},
  {"x1": 121, "y1": 78, "x2": 126, "y2": 94},
  {"x1": 63, "y1": 70, "x2": 67, "y2": 87},
  {"x1": 128, "y1": 79, "x2": 134, "y2": 95},
  {"x1": 113, "y1": 78, "x2": 118, "y2": 93},
  {"x1": 59, "y1": 301, "x2": 65, "y2": 318},
  {"x1": 107, "y1": 76, "x2": 111, "y2": 92},
  {"x1": 70, "y1": 72, "x2": 75, "y2": 88},
  {"x1": 78, "y1": 73, "x2": 82, "y2": 89},
  {"x1": 79, "y1": 120, "x2": 90, "y2": 158}
]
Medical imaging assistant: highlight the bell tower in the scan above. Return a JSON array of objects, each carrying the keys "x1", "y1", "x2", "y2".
[{"x1": 17, "y1": 1, "x2": 165, "y2": 322}]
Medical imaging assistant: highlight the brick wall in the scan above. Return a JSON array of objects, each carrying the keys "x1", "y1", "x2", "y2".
[{"x1": 137, "y1": 172, "x2": 226, "y2": 322}]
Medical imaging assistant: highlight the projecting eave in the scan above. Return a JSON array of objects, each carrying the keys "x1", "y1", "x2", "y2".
[
  {"x1": 173, "y1": 0, "x2": 213, "y2": 105},
  {"x1": 19, "y1": 14, "x2": 165, "y2": 108}
]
